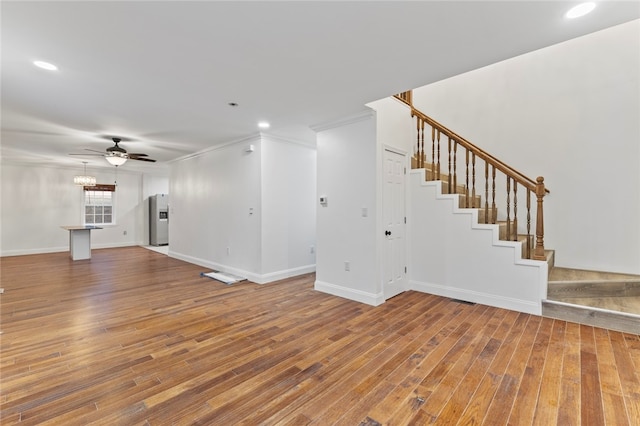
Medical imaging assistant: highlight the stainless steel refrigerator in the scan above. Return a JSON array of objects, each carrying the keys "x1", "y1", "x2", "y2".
[{"x1": 149, "y1": 194, "x2": 169, "y2": 246}]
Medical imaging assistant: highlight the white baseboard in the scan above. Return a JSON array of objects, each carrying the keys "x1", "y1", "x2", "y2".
[
  {"x1": 0, "y1": 242, "x2": 137, "y2": 257},
  {"x1": 169, "y1": 251, "x2": 315, "y2": 284},
  {"x1": 259, "y1": 264, "x2": 316, "y2": 284},
  {"x1": 93, "y1": 242, "x2": 138, "y2": 249},
  {"x1": 0, "y1": 246, "x2": 68, "y2": 257},
  {"x1": 314, "y1": 280, "x2": 384, "y2": 306},
  {"x1": 409, "y1": 280, "x2": 541, "y2": 315}
]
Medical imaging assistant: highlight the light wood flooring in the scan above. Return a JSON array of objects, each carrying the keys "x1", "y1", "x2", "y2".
[
  {"x1": 1, "y1": 247, "x2": 639, "y2": 425},
  {"x1": 548, "y1": 267, "x2": 640, "y2": 316}
]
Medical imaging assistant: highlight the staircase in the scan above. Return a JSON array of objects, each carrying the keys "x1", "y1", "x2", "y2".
[
  {"x1": 396, "y1": 90, "x2": 550, "y2": 262},
  {"x1": 398, "y1": 90, "x2": 639, "y2": 334}
]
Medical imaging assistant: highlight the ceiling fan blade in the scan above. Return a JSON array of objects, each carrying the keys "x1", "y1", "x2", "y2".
[
  {"x1": 69, "y1": 153, "x2": 104, "y2": 156},
  {"x1": 127, "y1": 153, "x2": 148, "y2": 157},
  {"x1": 132, "y1": 157, "x2": 157, "y2": 162},
  {"x1": 85, "y1": 148, "x2": 106, "y2": 154}
]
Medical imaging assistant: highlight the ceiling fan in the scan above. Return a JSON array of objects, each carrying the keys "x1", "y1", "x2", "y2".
[{"x1": 69, "y1": 137, "x2": 157, "y2": 165}]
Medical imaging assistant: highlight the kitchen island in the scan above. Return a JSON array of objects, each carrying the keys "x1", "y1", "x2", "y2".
[{"x1": 61, "y1": 225, "x2": 102, "y2": 260}]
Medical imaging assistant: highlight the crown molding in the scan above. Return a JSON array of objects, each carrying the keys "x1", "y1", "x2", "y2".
[
  {"x1": 170, "y1": 133, "x2": 262, "y2": 163},
  {"x1": 260, "y1": 132, "x2": 316, "y2": 149},
  {"x1": 310, "y1": 109, "x2": 375, "y2": 133}
]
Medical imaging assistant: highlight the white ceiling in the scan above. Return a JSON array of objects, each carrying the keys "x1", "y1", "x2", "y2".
[{"x1": 2, "y1": 1, "x2": 638, "y2": 173}]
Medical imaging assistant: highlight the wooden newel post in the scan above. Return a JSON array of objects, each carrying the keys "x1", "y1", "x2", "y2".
[{"x1": 533, "y1": 176, "x2": 546, "y2": 260}]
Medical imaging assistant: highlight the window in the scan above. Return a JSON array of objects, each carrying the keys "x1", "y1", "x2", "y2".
[{"x1": 84, "y1": 184, "x2": 116, "y2": 225}]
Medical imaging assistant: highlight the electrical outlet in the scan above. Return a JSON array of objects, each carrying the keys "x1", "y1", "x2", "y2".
[
  {"x1": 310, "y1": 245, "x2": 315, "y2": 254},
  {"x1": 344, "y1": 261, "x2": 350, "y2": 271},
  {"x1": 227, "y1": 247, "x2": 231, "y2": 255},
  {"x1": 123, "y1": 230, "x2": 127, "y2": 236}
]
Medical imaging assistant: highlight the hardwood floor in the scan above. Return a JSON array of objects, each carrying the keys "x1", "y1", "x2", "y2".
[{"x1": 1, "y1": 247, "x2": 639, "y2": 425}]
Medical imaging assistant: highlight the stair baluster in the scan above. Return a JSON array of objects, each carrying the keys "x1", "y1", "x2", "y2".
[
  {"x1": 465, "y1": 149, "x2": 470, "y2": 207},
  {"x1": 436, "y1": 130, "x2": 441, "y2": 180},
  {"x1": 484, "y1": 163, "x2": 489, "y2": 224},
  {"x1": 471, "y1": 152, "x2": 476, "y2": 208},
  {"x1": 513, "y1": 181, "x2": 518, "y2": 242},
  {"x1": 491, "y1": 166, "x2": 496, "y2": 224},
  {"x1": 527, "y1": 188, "x2": 532, "y2": 259},
  {"x1": 448, "y1": 137, "x2": 453, "y2": 194},
  {"x1": 431, "y1": 127, "x2": 436, "y2": 178},
  {"x1": 506, "y1": 176, "x2": 511, "y2": 241},
  {"x1": 418, "y1": 117, "x2": 425, "y2": 168},
  {"x1": 453, "y1": 140, "x2": 458, "y2": 193}
]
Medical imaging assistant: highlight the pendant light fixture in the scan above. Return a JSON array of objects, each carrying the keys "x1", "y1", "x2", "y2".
[{"x1": 74, "y1": 161, "x2": 96, "y2": 186}]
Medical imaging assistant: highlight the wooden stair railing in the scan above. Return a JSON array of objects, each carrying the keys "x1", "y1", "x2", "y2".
[{"x1": 395, "y1": 90, "x2": 549, "y2": 261}]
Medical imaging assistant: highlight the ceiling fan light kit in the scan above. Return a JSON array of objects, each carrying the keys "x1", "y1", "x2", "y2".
[
  {"x1": 106, "y1": 153, "x2": 127, "y2": 166},
  {"x1": 69, "y1": 137, "x2": 156, "y2": 166}
]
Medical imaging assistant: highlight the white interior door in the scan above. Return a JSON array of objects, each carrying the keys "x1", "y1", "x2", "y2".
[{"x1": 383, "y1": 148, "x2": 406, "y2": 300}]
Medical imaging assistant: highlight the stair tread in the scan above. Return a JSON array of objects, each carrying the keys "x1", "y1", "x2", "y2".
[{"x1": 549, "y1": 267, "x2": 640, "y2": 283}]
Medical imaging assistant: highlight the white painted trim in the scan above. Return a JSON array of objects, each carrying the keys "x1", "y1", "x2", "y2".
[
  {"x1": 168, "y1": 251, "x2": 315, "y2": 285},
  {"x1": 92, "y1": 242, "x2": 139, "y2": 250},
  {"x1": 310, "y1": 109, "x2": 375, "y2": 133},
  {"x1": 0, "y1": 242, "x2": 138, "y2": 257},
  {"x1": 260, "y1": 133, "x2": 316, "y2": 149},
  {"x1": 169, "y1": 251, "x2": 260, "y2": 281},
  {"x1": 259, "y1": 264, "x2": 317, "y2": 284},
  {"x1": 382, "y1": 144, "x2": 408, "y2": 157},
  {"x1": 170, "y1": 133, "x2": 262, "y2": 163},
  {"x1": 409, "y1": 279, "x2": 541, "y2": 315},
  {"x1": 314, "y1": 280, "x2": 385, "y2": 306},
  {"x1": 1, "y1": 247, "x2": 69, "y2": 257}
]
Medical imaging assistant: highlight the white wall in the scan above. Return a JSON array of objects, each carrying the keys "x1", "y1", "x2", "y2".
[
  {"x1": 411, "y1": 20, "x2": 640, "y2": 275},
  {"x1": 169, "y1": 137, "x2": 263, "y2": 277},
  {"x1": 409, "y1": 173, "x2": 546, "y2": 315},
  {"x1": 314, "y1": 111, "x2": 382, "y2": 305},
  {"x1": 168, "y1": 134, "x2": 317, "y2": 283},
  {"x1": 261, "y1": 136, "x2": 317, "y2": 280},
  {"x1": 366, "y1": 97, "x2": 414, "y2": 155},
  {"x1": 0, "y1": 162, "x2": 150, "y2": 255}
]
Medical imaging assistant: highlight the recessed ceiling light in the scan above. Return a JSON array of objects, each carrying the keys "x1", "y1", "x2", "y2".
[
  {"x1": 565, "y1": 2, "x2": 596, "y2": 19},
  {"x1": 33, "y1": 60, "x2": 58, "y2": 71},
  {"x1": 258, "y1": 121, "x2": 270, "y2": 129}
]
